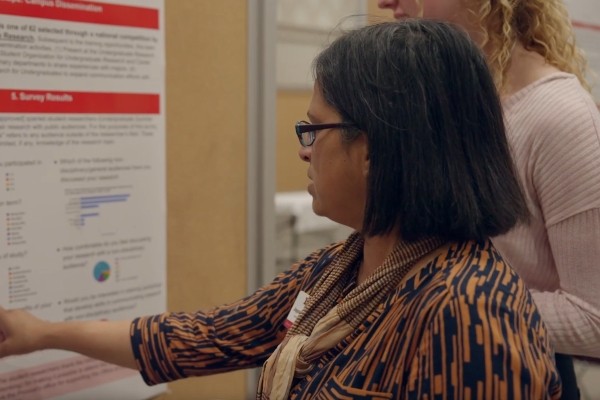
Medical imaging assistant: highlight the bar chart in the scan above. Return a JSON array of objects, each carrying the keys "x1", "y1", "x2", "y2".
[{"x1": 66, "y1": 193, "x2": 131, "y2": 228}]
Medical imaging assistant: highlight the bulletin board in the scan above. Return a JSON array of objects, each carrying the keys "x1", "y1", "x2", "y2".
[
  {"x1": 158, "y1": 1, "x2": 248, "y2": 399},
  {"x1": 0, "y1": 0, "x2": 249, "y2": 398}
]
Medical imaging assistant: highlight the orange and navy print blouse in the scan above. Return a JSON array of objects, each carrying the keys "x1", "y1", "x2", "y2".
[{"x1": 131, "y1": 240, "x2": 562, "y2": 399}]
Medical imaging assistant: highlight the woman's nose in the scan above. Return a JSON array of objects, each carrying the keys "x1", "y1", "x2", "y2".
[
  {"x1": 377, "y1": 0, "x2": 396, "y2": 10},
  {"x1": 298, "y1": 145, "x2": 311, "y2": 163}
]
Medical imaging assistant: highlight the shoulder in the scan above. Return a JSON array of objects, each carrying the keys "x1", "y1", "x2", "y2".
[
  {"x1": 443, "y1": 241, "x2": 527, "y2": 307},
  {"x1": 505, "y1": 73, "x2": 598, "y2": 134},
  {"x1": 400, "y1": 241, "x2": 561, "y2": 398},
  {"x1": 426, "y1": 242, "x2": 553, "y2": 351},
  {"x1": 505, "y1": 73, "x2": 592, "y2": 109},
  {"x1": 432, "y1": 241, "x2": 549, "y2": 339},
  {"x1": 388, "y1": 241, "x2": 523, "y2": 322},
  {"x1": 504, "y1": 74, "x2": 600, "y2": 221}
]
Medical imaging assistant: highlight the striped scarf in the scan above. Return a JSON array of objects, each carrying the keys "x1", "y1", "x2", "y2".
[{"x1": 257, "y1": 232, "x2": 444, "y2": 399}]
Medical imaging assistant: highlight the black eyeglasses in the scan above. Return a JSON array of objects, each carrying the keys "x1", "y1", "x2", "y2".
[{"x1": 295, "y1": 120, "x2": 356, "y2": 147}]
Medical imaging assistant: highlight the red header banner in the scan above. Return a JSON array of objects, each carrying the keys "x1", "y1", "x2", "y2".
[
  {"x1": 0, "y1": 0, "x2": 159, "y2": 29},
  {"x1": 0, "y1": 89, "x2": 160, "y2": 114}
]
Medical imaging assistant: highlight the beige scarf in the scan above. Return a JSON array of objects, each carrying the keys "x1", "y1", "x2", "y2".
[{"x1": 257, "y1": 232, "x2": 444, "y2": 399}]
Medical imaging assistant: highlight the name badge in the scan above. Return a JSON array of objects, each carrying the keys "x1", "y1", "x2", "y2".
[{"x1": 284, "y1": 290, "x2": 309, "y2": 329}]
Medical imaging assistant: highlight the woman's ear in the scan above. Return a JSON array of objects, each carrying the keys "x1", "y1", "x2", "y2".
[
  {"x1": 351, "y1": 131, "x2": 370, "y2": 177},
  {"x1": 360, "y1": 135, "x2": 370, "y2": 177}
]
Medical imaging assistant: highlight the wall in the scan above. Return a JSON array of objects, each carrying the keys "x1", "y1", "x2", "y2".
[
  {"x1": 367, "y1": 0, "x2": 393, "y2": 20},
  {"x1": 274, "y1": 0, "x2": 367, "y2": 192},
  {"x1": 276, "y1": 90, "x2": 312, "y2": 192},
  {"x1": 157, "y1": 1, "x2": 248, "y2": 398}
]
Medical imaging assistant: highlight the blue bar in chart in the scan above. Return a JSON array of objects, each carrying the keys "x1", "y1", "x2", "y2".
[{"x1": 67, "y1": 193, "x2": 131, "y2": 227}]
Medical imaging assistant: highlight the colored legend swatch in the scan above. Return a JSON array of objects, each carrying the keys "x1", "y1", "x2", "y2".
[
  {"x1": 5, "y1": 173, "x2": 15, "y2": 191},
  {"x1": 6, "y1": 211, "x2": 26, "y2": 246}
]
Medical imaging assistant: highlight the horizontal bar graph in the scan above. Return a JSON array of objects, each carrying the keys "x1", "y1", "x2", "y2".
[{"x1": 66, "y1": 193, "x2": 131, "y2": 227}]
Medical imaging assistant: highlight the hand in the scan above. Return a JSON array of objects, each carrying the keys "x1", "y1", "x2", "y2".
[
  {"x1": 0, "y1": 306, "x2": 49, "y2": 358},
  {"x1": 0, "y1": 306, "x2": 138, "y2": 369}
]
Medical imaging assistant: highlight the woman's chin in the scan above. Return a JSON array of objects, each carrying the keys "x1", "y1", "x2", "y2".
[
  {"x1": 306, "y1": 184, "x2": 324, "y2": 216},
  {"x1": 310, "y1": 199, "x2": 323, "y2": 217}
]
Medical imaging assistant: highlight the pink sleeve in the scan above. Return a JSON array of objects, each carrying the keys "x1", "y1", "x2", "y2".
[
  {"x1": 533, "y1": 208, "x2": 600, "y2": 357},
  {"x1": 521, "y1": 80, "x2": 600, "y2": 357}
]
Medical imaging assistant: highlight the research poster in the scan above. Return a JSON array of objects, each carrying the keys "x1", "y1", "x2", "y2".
[
  {"x1": 0, "y1": 0, "x2": 166, "y2": 399},
  {"x1": 565, "y1": 0, "x2": 600, "y2": 102}
]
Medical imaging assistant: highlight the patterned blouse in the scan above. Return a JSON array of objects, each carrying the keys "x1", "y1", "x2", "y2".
[{"x1": 131, "y1": 239, "x2": 562, "y2": 399}]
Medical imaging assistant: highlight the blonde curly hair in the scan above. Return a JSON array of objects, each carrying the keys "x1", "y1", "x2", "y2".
[{"x1": 465, "y1": 0, "x2": 590, "y2": 92}]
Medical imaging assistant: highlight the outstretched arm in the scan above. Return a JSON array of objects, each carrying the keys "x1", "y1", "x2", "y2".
[
  {"x1": 0, "y1": 307, "x2": 136, "y2": 369},
  {"x1": 0, "y1": 243, "x2": 341, "y2": 380}
]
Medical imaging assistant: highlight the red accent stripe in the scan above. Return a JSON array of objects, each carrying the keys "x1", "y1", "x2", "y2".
[
  {"x1": 572, "y1": 19, "x2": 600, "y2": 32},
  {"x1": 0, "y1": 89, "x2": 160, "y2": 114},
  {"x1": 0, "y1": 0, "x2": 159, "y2": 29}
]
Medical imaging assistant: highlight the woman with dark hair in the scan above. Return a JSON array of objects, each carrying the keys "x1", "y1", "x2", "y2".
[
  {"x1": 378, "y1": 2, "x2": 600, "y2": 397},
  {"x1": 0, "y1": 20, "x2": 560, "y2": 398}
]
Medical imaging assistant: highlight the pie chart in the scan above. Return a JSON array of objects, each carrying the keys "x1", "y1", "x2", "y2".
[{"x1": 93, "y1": 261, "x2": 111, "y2": 282}]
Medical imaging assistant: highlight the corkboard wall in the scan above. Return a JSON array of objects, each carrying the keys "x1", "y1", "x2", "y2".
[
  {"x1": 158, "y1": 1, "x2": 248, "y2": 398},
  {"x1": 367, "y1": 0, "x2": 394, "y2": 20},
  {"x1": 276, "y1": 90, "x2": 312, "y2": 192}
]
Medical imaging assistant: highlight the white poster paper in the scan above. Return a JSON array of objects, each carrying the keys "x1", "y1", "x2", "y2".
[{"x1": 0, "y1": 0, "x2": 166, "y2": 399}]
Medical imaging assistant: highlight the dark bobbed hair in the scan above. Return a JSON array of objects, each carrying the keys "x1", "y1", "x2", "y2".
[{"x1": 313, "y1": 20, "x2": 529, "y2": 242}]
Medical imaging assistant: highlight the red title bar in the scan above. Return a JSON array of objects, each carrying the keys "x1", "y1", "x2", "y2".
[
  {"x1": 0, "y1": 0, "x2": 159, "y2": 29},
  {"x1": 0, "y1": 89, "x2": 160, "y2": 114}
]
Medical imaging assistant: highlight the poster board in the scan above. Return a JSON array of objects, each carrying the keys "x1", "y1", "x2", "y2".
[
  {"x1": 157, "y1": 1, "x2": 249, "y2": 398},
  {"x1": 1, "y1": 0, "x2": 252, "y2": 399},
  {"x1": 0, "y1": 0, "x2": 167, "y2": 399}
]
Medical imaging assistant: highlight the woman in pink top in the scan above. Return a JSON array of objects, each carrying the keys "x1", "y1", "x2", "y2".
[{"x1": 378, "y1": 0, "x2": 600, "y2": 398}]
